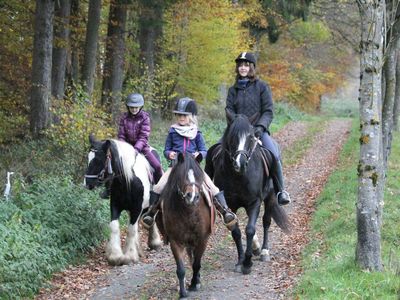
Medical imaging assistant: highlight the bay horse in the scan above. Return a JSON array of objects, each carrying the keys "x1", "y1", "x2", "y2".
[
  {"x1": 157, "y1": 153, "x2": 212, "y2": 299},
  {"x1": 85, "y1": 134, "x2": 162, "y2": 265},
  {"x1": 205, "y1": 112, "x2": 290, "y2": 274}
]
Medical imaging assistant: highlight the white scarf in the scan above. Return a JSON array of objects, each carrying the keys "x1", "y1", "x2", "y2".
[{"x1": 171, "y1": 123, "x2": 198, "y2": 139}]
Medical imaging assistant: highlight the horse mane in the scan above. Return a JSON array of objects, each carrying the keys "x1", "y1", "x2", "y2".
[
  {"x1": 109, "y1": 139, "x2": 151, "y2": 190},
  {"x1": 162, "y1": 154, "x2": 205, "y2": 212}
]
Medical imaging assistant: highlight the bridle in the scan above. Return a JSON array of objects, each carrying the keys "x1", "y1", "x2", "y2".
[
  {"x1": 84, "y1": 148, "x2": 113, "y2": 183},
  {"x1": 228, "y1": 135, "x2": 260, "y2": 165}
]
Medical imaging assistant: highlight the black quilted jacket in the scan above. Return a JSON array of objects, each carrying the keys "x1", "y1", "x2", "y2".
[{"x1": 225, "y1": 79, "x2": 273, "y2": 132}]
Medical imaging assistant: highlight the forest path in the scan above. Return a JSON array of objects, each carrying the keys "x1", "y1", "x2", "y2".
[{"x1": 37, "y1": 118, "x2": 352, "y2": 300}]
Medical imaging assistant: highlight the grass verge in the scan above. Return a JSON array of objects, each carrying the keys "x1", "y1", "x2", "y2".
[{"x1": 293, "y1": 119, "x2": 400, "y2": 299}]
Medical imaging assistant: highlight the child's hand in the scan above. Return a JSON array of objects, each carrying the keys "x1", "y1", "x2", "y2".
[
  {"x1": 193, "y1": 152, "x2": 199, "y2": 158},
  {"x1": 169, "y1": 151, "x2": 177, "y2": 160}
]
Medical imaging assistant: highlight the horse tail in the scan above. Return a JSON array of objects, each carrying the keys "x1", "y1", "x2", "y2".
[{"x1": 267, "y1": 197, "x2": 291, "y2": 234}]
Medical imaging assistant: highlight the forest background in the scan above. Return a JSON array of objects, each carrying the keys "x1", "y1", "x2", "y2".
[{"x1": 1, "y1": 0, "x2": 399, "y2": 299}]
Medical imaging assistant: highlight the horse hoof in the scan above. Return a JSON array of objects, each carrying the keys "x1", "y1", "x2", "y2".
[
  {"x1": 241, "y1": 265, "x2": 252, "y2": 275},
  {"x1": 260, "y1": 249, "x2": 270, "y2": 262},
  {"x1": 107, "y1": 257, "x2": 123, "y2": 266},
  {"x1": 188, "y1": 283, "x2": 201, "y2": 291},
  {"x1": 234, "y1": 264, "x2": 242, "y2": 273},
  {"x1": 252, "y1": 248, "x2": 261, "y2": 256},
  {"x1": 149, "y1": 243, "x2": 162, "y2": 251}
]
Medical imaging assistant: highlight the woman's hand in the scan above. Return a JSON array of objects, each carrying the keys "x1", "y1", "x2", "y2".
[{"x1": 169, "y1": 151, "x2": 177, "y2": 160}]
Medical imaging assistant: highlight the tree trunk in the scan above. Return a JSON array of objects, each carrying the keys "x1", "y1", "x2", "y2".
[
  {"x1": 51, "y1": 0, "x2": 71, "y2": 100},
  {"x1": 138, "y1": 0, "x2": 164, "y2": 77},
  {"x1": 101, "y1": 0, "x2": 128, "y2": 121},
  {"x1": 356, "y1": 0, "x2": 385, "y2": 271},
  {"x1": 394, "y1": 49, "x2": 400, "y2": 131},
  {"x1": 81, "y1": 0, "x2": 101, "y2": 98},
  {"x1": 66, "y1": 0, "x2": 80, "y2": 89},
  {"x1": 30, "y1": 0, "x2": 54, "y2": 137},
  {"x1": 382, "y1": 44, "x2": 397, "y2": 169}
]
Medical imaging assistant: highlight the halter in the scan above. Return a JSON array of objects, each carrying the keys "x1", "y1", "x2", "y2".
[{"x1": 177, "y1": 182, "x2": 202, "y2": 200}]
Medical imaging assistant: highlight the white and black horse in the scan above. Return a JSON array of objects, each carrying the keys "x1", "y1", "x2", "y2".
[
  {"x1": 205, "y1": 112, "x2": 290, "y2": 274},
  {"x1": 85, "y1": 134, "x2": 162, "y2": 265}
]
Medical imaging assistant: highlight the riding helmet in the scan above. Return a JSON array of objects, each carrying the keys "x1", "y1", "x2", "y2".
[
  {"x1": 126, "y1": 93, "x2": 144, "y2": 107},
  {"x1": 235, "y1": 52, "x2": 256, "y2": 67},
  {"x1": 173, "y1": 97, "x2": 198, "y2": 115}
]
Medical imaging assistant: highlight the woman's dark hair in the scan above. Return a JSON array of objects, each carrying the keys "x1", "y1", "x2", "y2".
[{"x1": 235, "y1": 63, "x2": 256, "y2": 81}]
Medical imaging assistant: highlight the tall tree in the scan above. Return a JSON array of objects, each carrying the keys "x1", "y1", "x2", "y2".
[
  {"x1": 66, "y1": 0, "x2": 80, "y2": 87},
  {"x1": 101, "y1": 0, "x2": 128, "y2": 120},
  {"x1": 356, "y1": 0, "x2": 385, "y2": 271},
  {"x1": 138, "y1": 0, "x2": 164, "y2": 77},
  {"x1": 81, "y1": 0, "x2": 102, "y2": 98},
  {"x1": 30, "y1": 0, "x2": 54, "y2": 137},
  {"x1": 51, "y1": 0, "x2": 71, "y2": 100},
  {"x1": 394, "y1": 49, "x2": 400, "y2": 131}
]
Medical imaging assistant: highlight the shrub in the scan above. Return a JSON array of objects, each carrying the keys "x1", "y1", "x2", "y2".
[{"x1": 0, "y1": 177, "x2": 108, "y2": 299}]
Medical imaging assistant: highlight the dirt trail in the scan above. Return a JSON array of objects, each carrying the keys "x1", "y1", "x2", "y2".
[{"x1": 37, "y1": 119, "x2": 352, "y2": 300}]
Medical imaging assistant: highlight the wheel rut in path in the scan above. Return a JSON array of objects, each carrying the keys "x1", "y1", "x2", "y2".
[{"x1": 36, "y1": 119, "x2": 352, "y2": 300}]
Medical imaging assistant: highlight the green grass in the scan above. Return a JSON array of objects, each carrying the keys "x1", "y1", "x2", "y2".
[{"x1": 293, "y1": 119, "x2": 400, "y2": 299}]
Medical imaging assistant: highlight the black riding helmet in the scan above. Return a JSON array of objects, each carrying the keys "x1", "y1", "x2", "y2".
[
  {"x1": 126, "y1": 93, "x2": 144, "y2": 107},
  {"x1": 173, "y1": 97, "x2": 198, "y2": 115},
  {"x1": 235, "y1": 52, "x2": 256, "y2": 67}
]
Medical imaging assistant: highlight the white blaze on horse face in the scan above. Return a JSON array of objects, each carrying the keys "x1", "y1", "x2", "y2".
[
  {"x1": 235, "y1": 134, "x2": 247, "y2": 165},
  {"x1": 88, "y1": 150, "x2": 95, "y2": 165},
  {"x1": 188, "y1": 169, "x2": 196, "y2": 203}
]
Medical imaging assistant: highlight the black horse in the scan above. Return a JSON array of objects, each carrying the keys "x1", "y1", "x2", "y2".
[
  {"x1": 157, "y1": 153, "x2": 213, "y2": 299},
  {"x1": 205, "y1": 112, "x2": 290, "y2": 274},
  {"x1": 85, "y1": 134, "x2": 162, "y2": 265}
]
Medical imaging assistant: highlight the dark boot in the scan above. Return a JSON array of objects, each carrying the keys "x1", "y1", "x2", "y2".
[
  {"x1": 274, "y1": 160, "x2": 291, "y2": 206},
  {"x1": 141, "y1": 191, "x2": 161, "y2": 229},
  {"x1": 213, "y1": 191, "x2": 238, "y2": 230},
  {"x1": 100, "y1": 180, "x2": 111, "y2": 199}
]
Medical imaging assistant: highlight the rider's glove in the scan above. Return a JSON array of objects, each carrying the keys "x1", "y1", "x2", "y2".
[{"x1": 254, "y1": 125, "x2": 264, "y2": 139}]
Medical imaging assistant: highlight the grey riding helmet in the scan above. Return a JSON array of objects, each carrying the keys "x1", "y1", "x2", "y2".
[
  {"x1": 173, "y1": 97, "x2": 198, "y2": 115},
  {"x1": 126, "y1": 93, "x2": 144, "y2": 107},
  {"x1": 235, "y1": 52, "x2": 256, "y2": 67}
]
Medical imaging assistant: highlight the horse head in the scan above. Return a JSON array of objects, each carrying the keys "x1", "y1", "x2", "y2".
[
  {"x1": 85, "y1": 134, "x2": 112, "y2": 190},
  {"x1": 167, "y1": 153, "x2": 204, "y2": 207},
  {"x1": 223, "y1": 112, "x2": 260, "y2": 174}
]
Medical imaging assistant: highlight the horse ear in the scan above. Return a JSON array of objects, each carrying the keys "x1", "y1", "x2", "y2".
[
  {"x1": 89, "y1": 133, "x2": 97, "y2": 146},
  {"x1": 225, "y1": 109, "x2": 236, "y2": 124},
  {"x1": 249, "y1": 112, "x2": 260, "y2": 125},
  {"x1": 177, "y1": 152, "x2": 185, "y2": 164}
]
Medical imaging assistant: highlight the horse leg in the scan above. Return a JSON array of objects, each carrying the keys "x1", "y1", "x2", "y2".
[
  {"x1": 242, "y1": 204, "x2": 261, "y2": 274},
  {"x1": 231, "y1": 223, "x2": 245, "y2": 273},
  {"x1": 189, "y1": 242, "x2": 207, "y2": 292},
  {"x1": 252, "y1": 233, "x2": 261, "y2": 256},
  {"x1": 106, "y1": 217, "x2": 124, "y2": 265},
  {"x1": 170, "y1": 241, "x2": 188, "y2": 299},
  {"x1": 147, "y1": 223, "x2": 162, "y2": 251},
  {"x1": 121, "y1": 221, "x2": 140, "y2": 264},
  {"x1": 260, "y1": 201, "x2": 272, "y2": 262}
]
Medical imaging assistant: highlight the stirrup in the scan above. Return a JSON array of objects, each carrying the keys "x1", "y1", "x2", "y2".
[{"x1": 223, "y1": 212, "x2": 238, "y2": 231}]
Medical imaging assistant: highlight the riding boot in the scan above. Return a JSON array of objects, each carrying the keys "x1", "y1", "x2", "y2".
[
  {"x1": 274, "y1": 160, "x2": 291, "y2": 206},
  {"x1": 100, "y1": 180, "x2": 111, "y2": 199},
  {"x1": 141, "y1": 191, "x2": 161, "y2": 229},
  {"x1": 213, "y1": 191, "x2": 238, "y2": 230}
]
